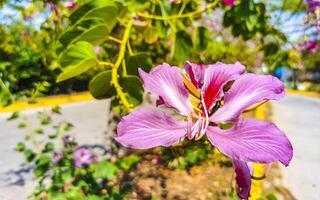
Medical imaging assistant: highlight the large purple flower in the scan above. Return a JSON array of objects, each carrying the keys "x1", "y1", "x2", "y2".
[
  {"x1": 115, "y1": 61, "x2": 293, "y2": 199},
  {"x1": 307, "y1": 0, "x2": 320, "y2": 13}
]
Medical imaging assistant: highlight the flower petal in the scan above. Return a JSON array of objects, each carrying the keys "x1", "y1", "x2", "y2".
[
  {"x1": 115, "y1": 108, "x2": 187, "y2": 149},
  {"x1": 206, "y1": 119, "x2": 293, "y2": 166},
  {"x1": 233, "y1": 159, "x2": 252, "y2": 199},
  {"x1": 202, "y1": 62, "x2": 245, "y2": 110},
  {"x1": 210, "y1": 74, "x2": 285, "y2": 123},
  {"x1": 139, "y1": 63, "x2": 193, "y2": 115},
  {"x1": 184, "y1": 61, "x2": 206, "y2": 88}
]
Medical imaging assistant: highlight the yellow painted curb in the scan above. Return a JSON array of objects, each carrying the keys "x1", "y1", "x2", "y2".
[
  {"x1": 0, "y1": 92, "x2": 94, "y2": 113},
  {"x1": 286, "y1": 89, "x2": 320, "y2": 98},
  {"x1": 249, "y1": 103, "x2": 266, "y2": 200}
]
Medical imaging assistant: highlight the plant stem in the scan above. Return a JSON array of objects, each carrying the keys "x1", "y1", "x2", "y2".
[
  {"x1": 99, "y1": 61, "x2": 114, "y2": 68},
  {"x1": 108, "y1": 36, "x2": 122, "y2": 44},
  {"x1": 138, "y1": 0, "x2": 219, "y2": 20},
  {"x1": 112, "y1": 18, "x2": 133, "y2": 112}
]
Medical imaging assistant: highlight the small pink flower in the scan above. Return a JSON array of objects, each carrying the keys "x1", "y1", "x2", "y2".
[
  {"x1": 306, "y1": 0, "x2": 320, "y2": 13},
  {"x1": 53, "y1": 152, "x2": 63, "y2": 162},
  {"x1": 151, "y1": 157, "x2": 160, "y2": 165},
  {"x1": 73, "y1": 148, "x2": 96, "y2": 168},
  {"x1": 94, "y1": 45, "x2": 102, "y2": 56},
  {"x1": 64, "y1": 1, "x2": 77, "y2": 10},
  {"x1": 222, "y1": 0, "x2": 236, "y2": 6},
  {"x1": 169, "y1": 0, "x2": 180, "y2": 4},
  {"x1": 115, "y1": 61, "x2": 293, "y2": 199},
  {"x1": 301, "y1": 40, "x2": 318, "y2": 54}
]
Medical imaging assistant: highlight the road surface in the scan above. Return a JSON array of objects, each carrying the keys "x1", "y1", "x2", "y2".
[
  {"x1": 272, "y1": 94, "x2": 320, "y2": 200},
  {"x1": 0, "y1": 100, "x2": 109, "y2": 200}
]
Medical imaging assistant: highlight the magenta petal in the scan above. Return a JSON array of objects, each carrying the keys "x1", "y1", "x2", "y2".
[
  {"x1": 184, "y1": 61, "x2": 206, "y2": 88},
  {"x1": 202, "y1": 62, "x2": 245, "y2": 110},
  {"x1": 206, "y1": 119, "x2": 293, "y2": 166},
  {"x1": 139, "y1": 63, "x2": 193, "y2": 115},
  {"x1": 210, "y1": 74, "x2": 285, "y2": 123},
  {"x1": 115, "y1": 108, "x2": 187, "y2": 149},
  {"x1": 233, "y1": 159, "x2": 252, "y2": 199}
]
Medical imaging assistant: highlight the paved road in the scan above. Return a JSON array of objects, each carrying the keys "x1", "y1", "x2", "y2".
[
  {"x1": 272, "y1": 94, "x2": 320, "y2": 200},
  {"x1": 0, "y1": 100, "x2": 109, "y2": 200}
]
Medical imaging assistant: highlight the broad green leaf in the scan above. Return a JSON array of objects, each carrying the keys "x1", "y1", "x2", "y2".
[
  {"x1": 174, "y1": 31, "x2": 193, "y2": 62},
  {"x1": 69, "y1": 0, "x2": 117, "y2": 24},
  {"x1": 144, "y1": 27, "x2": 159, "y2": 44},
  {"x1": 120, "y1": 75, "x2": 143, "y2": 104},
  {"x1": 126, "y1": 52, "x2": 152, "y2": 76},
  {"x1": 59, "y1": 18, "x2": 105, "y2": 47},
  {"x1": 72, "y1": 24, "x2": 110, "y2": 45},
  {"x1": 57, "y1": 58, "x2": 97, "y2": 82},
  {"x1": 196, "y1": 27, "x2": 209, "y2": 51},
  {"x1": 82, "y1": 5, "x2": 119, "y2": 23},
  {"x1": 89, "y1": 70, "x2": 116, "y2": 99},
  {"x1": 58, "y1": 41, "x2": 98, "y2": 82},
  {"x1": 128, "y1": 0, "x2": 150, "y2": 12},
  {"x1": 59, "y1": 41, "x2": 97, "y2": 67}
]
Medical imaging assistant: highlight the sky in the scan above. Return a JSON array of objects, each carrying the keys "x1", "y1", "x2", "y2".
[{"x1": 0, "y1": 0, "x2": 315, "y2": 42}]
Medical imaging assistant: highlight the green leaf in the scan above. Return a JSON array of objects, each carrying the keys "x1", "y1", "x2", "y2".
[
  {"x1": 18, "y1": 122, "x2": 26, "y2": 128},
  {"x1": 128, "y1": 0, "x2": 150, "y2": 12},
  {"x1": 51, "y1": 105, "x2": 61, "y2": 114},
  {"x1": 91, "y1": 160, "x2": 118, "y2": 180},
  {"x1": 59, "y1": 41, "x2": 97, "y2": 67},
  {"x1": 69, "y1": 0, "x2": 118, "y2": 24},
  {"x1": 89, "y1": 70, "x2": 116, "y2": 99},
  {"x1": 126, "y1": 52, "x2": 152, "y2": 76},
  {"x1": 144, "y1": 27, "x2": 159, "y2": 44},
  {"x1": 43, "y1": 142, "x2": 55, "y2": 153},
  {"x1": 81, "y1": 5, "x2": 119, "y2": 24},
  {"x1": 59, "y1": 18, "x2": 104, "y2": 47},
  {"x1": 24, "y1": 149, "x2": 36, "y2": 163},
  {"x1": 15, "y1": 142, "x2": 25, "y2": 152},
  {"x1": 117, "y1": 155, "x2": 140, "y2": 170},
  {"x1": 57, "y1": 58, "x2": 97, "y2": 82},
  {"x1": 88, "y1": 195, "x2": 104, "y2": 200},
  {"x1": 72, "y1": 24, "x2": 110, "y2": 45},
  {"x1": 174, "y1": 31, "x2": 193, "y2": 62},
  {"x1": 34, "y1": 128, "x2": 44, "y2": 134},
  {"x1": 58, "y1": 41, "x2": 98, "y2": 82},
  {"x1": 7, "y1": 111, "x2": 19, "y2": 121},
  {"x1": 35, "y1": 155, "x2": 52, "y2": 177},
  {"x1": 119, "y1": 75, "x2": 143, "y2": 104},
  {"x1": 196, "y1": 27, "x2": 209, "y2": 51}
]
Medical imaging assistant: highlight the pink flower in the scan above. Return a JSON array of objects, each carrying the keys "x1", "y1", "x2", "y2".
[
  {"x1": 53, "y1": 152, "x2": 63, "y2": 162},
  {"x1": 301, "y1": 40, "x2": 318, "y2": 53},
  {"x1": 94, "y1": 45, "x2": 102, "y2": 56},
  {"x1": 64, "y1": 1, "x2": 77, "y2": 10},
  {"x1": 169, "y1": 0, "x2": 180, "y2": 4},
  {"x1": 151, "y1": 157, "x2": 160, "y2": 165},
  {"x1": 306, "y1": 0, "x2": 320, "y2": 13},
  {"x1": 115, "y1": 61, "x2": 293, "y2": 199},
  {"x1": 222, "y1": 0, "x2": 236, "y2": 6},
  {"x1": 73, "y1": 148, "x2": 96, "y2": 168}
]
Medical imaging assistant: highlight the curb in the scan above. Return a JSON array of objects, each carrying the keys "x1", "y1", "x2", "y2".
[
  {"x1": 250, "y1": 103, "x2": 267, "y2": 200},
  {"x1": 0, "y1": 92, "x2": 93, "y2": 113},
  {"x1": 286, "y1": 89, "x2": 320, "y2": 98}
]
